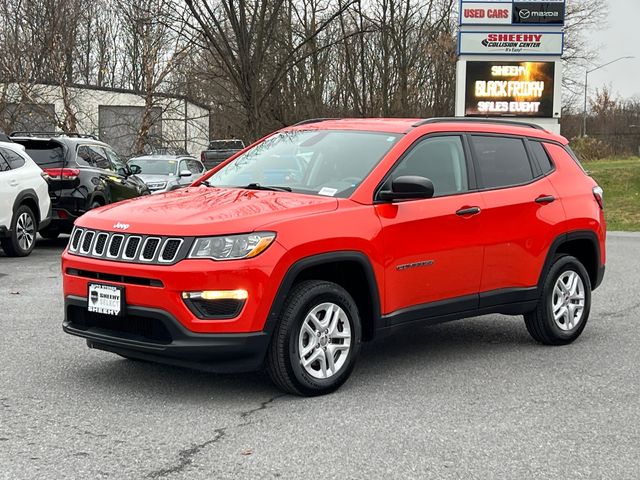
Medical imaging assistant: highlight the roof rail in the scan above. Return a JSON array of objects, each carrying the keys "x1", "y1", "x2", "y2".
[
  {"x1": 293, "y1": 118, "x2": 341, "y2": 126},
  {"x1": 10, "y1": 131, "x2": 99, "y2": 140},
  {"x1": 412, "y1": 118, "x2": 546, "y2": 131}
]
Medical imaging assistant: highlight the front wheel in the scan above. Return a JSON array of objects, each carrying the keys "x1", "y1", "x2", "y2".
[
  {"x1": 1, "y1": 205, "x2": 37, "y2": 257},
  {"x1": 524, "y1": 255, "x2": 591, "y2": 345},
  {"x1": 266, "y1": 280, "x2": 361, "y2": 396}
]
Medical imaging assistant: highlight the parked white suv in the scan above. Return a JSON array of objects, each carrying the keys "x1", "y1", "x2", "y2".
[{"x1": 0, "y1": 141, "x2": 51, "y2": 256}]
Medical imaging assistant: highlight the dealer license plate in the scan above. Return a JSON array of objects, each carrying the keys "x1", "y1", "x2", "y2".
[{"x1": 87, "y1": 283, "x2": 124, "y2": 316}]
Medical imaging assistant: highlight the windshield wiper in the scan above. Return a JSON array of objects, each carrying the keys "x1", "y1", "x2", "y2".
[{"x1": 243, "y1": 183, "x2": 292, "y2": 192}]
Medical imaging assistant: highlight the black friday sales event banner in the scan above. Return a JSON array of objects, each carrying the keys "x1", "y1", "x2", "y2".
[{"x1": 464, "y1": 61, "x2": 556, "y2": 118}]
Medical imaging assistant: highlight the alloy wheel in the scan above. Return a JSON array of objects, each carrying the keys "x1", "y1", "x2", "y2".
[
  {"x1": 16, "y1": 212, "x2": 35, "y2": 252},
  {"x1": 298, "y1": 302, "x2": 352, "y2": 379},
  {"x1": 551, "y1": 270, "x2": 585, "y2": 331}
]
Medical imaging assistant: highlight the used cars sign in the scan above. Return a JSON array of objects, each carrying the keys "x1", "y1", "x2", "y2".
[
  {"x1": 460, "y1": 2, "x2": 513, "y2": 25},
  {"x1": 459, "y1": 0, "x2": 565, "y2": 26}
]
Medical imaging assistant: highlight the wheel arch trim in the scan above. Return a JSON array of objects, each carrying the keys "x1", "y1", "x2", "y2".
[
  {"x1": 264, "y1": 251, "x2": 382, "y2": 337},
  {"x1": 12, "y1": 189, "x2": 40, "y2": 224},
  {"x1": 538, "y1": 230, "x2": 603, "y2": 291}
]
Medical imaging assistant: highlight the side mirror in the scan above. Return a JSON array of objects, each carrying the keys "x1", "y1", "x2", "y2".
[
  {"x1": 129, "y1": 164, "x2": 142, "y2": 175},
  {"x1": 378, "y1": 176, "x2": 435, "y2": 201},
  {"x1": 179, "y1": 170, "x2": 192, "y2": 178}
]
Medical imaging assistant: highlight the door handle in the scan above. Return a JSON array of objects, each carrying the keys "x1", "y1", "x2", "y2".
[
  {"x1": 535, "y1": 195, "x2": 555, "y2": 204},
  {"x1": 9, "y1": 180, "x2": 18, "y2": 187},
  {"x1": 456, "y1": 206, "x2": 481, "y2": 216}
]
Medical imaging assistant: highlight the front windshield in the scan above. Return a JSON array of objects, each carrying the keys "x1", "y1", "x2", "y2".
[
  {"x1": 129, "y1": 158, "x2": 177, "y2": 176},
  {"x1": 207, "y1": 130, "x2": 401, "y2": 197}
]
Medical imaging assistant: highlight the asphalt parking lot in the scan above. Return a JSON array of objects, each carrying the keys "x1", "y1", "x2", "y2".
[{"x1": 1, "y1": 233, "x2": 639, "y2": 480}]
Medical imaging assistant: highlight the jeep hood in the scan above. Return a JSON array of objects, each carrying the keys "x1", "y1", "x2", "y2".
[{"x1": 76, "y1": 186, "x2": 338, "y2": 236}]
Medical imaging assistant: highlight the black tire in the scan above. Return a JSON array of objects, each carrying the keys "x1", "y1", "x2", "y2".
[
  {"x1": 90, "y1": 200, "x2": 102, "y2": 209},
  {"x1": 1, "y1": 205, "x2": 37, "y2": 257},
  {"x1": 524, "y1": 255, "x2": 592, "y2": 345},
  {"x1": 39, "y1": 228, "x2": 60, "y2": 240},
  {"x1": 266, "y1": 280, "x2": 362, "y2": 396}
]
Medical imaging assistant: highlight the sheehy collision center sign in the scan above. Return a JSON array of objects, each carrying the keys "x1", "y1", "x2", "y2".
[
  {"x1": 458, "y1": 31, "x2": 564, "y2": 55},
  {"x1": 465, "y1": 61, "x2": 556, "y2": 117}
]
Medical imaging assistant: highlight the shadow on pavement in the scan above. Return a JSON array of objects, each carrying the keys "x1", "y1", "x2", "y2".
[{"x1": 63, "y1": 316, "x2": 536, "y2": 401}]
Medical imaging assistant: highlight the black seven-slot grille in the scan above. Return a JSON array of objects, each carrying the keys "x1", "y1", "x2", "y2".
[{"x1": 68, "y1": 227, "x2": 190, "y2": 265}]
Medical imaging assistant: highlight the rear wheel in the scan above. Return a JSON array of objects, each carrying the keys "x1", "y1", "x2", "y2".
[
  {"x1": 266, "y1": 280, "x2": 361, "y2": 396},
  {"x1": 1, "y1": 205, "x2": 37, "y2": 257},
  {"x1": 524, "y1": 255, "x2": 591, "y2": 345}
]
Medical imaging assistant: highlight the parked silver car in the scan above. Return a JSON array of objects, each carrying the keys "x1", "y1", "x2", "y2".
[{"x1": 127, "y1": 155, "x2": 205, "y2": 194}]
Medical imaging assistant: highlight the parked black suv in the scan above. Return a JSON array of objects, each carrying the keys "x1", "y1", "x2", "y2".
[{"x1": 10, "y1": 132, "x2": 149, "y2": 238}]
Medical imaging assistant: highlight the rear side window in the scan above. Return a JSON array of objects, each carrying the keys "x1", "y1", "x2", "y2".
[
  {"x1": 0, "y1": 154, "x2": 10, "y2": 171},
  {"x1": 78, "y1": 145, "x2": 111, "y2": 170},
  {"x1": 390, "y1": 136, "x2": 469, "y2": 197},
  {"x1": 17, "y1": 140, "x2": 66, "y2": 168},
  {"x1": 471, "y1": 136, "x2": 533, "y2": 189},
  {"x1": 0, "y1": 148, "x2": 25, "y2": 169},
  {"x1": 529, "y1": 141, "x2": 554, "y2": 175}
]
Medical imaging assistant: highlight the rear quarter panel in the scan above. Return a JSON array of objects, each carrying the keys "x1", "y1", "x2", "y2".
[{"x1": 544, "y1": 143, "x2": 606, "y2": 265}]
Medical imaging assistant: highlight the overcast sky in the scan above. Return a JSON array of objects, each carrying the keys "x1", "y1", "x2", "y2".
[{"x1": 588, "y1": 0, "x2": 639, "y2": 99}]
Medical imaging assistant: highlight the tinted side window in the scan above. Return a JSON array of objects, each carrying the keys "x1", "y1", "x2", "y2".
[
  {"x1": 179, "y1": 160, "x2": 189, "y2": 174},
  {"x1": 529, "y1": 141, "x2": 554, "y2": 175},
  {"x1": 187, "y1": 159, "x2": 203, "y2": 174},
  {"x1": 90, "y1": 146, "x2": 111, "y2": 170},
  {"x1": 391, "y1": 136, "x2": 469, "y2": 197},
  {"x1": 104, "y1": 147, "x2": 125, "y2": 171},
  {"x1": 471, "y1": 136, "x2": 533, "y2": 189},
  {"x1": 77, "y1": 146, "x2": 93, "y2": 167},
  {"x1": 0, "y1": 148, "x2": 25, "y2": 169},
  {"x1": 78, "y1": 145, "x2": 111, "y2": 170},
  {"x1": 0, "y1": 153, "x2": 10, "y2": 172}
]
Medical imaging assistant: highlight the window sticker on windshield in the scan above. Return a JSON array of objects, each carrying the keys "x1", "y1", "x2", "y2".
[
  {"x1": 387, "y1": 136, "x2": 396, "y2": 142},
  {"x1": 318, "y1": 187, "x2": 338, "y2": 197}
]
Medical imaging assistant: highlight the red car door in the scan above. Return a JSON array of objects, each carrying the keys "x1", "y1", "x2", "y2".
[
  {"x1": 468, "y1": 135, "x2": 566, "y2": 295},
  {"x1": 375, "y1": 135, "x2": 485, "y2": 316}
]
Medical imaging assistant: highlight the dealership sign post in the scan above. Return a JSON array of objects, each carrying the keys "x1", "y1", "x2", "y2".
[{"x1": 455, "y1": 0, "x2": 565, "y2": 132}]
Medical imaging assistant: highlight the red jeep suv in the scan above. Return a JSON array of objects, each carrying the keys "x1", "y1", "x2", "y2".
[{"x1": 62, "y1": 118, "x2": 606, "y2": 396}]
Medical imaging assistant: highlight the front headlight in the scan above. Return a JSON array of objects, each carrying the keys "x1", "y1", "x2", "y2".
[{"x1": 188, "y1": 232, "x2": 276, "y2": 260}]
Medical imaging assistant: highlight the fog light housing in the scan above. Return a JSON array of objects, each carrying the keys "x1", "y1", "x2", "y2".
[
  {"x1": 182, "y1": 290, "x2": 248, "y2": 319},
  {"x1": 182, "y1": 290, "x2": 248, "y2": 301}
]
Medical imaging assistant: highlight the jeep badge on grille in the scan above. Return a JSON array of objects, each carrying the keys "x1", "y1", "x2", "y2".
[{"x1": 113, "y1": 222, "x2": 130, "y2": 230}]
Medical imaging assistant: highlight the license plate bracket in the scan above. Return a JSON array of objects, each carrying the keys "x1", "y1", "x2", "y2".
[{"x1": 87, "y1": 283, "x2": 125, "y2": 316}]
